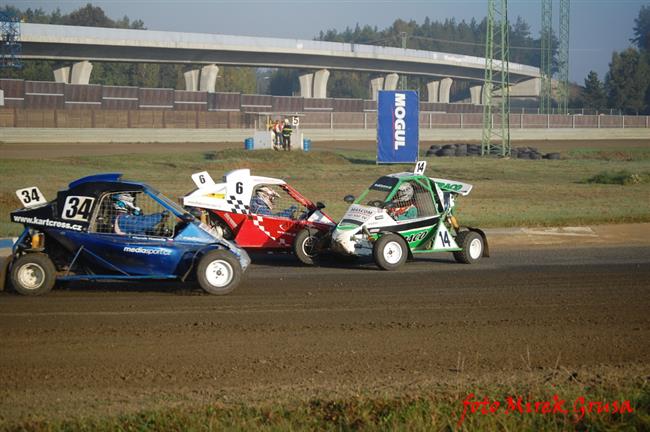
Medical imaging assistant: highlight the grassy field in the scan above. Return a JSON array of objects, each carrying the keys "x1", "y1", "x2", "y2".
[
  {"x1": 6, "y1": 370, "x2": 648, "y2": 431},
  {"x1": 1, "y1": 146, "x2": 650, "y2": 237}
]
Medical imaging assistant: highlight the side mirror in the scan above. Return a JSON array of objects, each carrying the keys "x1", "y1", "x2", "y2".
[
  {"x1": 316, "y1": 201, "x2": 326, "y2": 210},
  {"x1": 343, "y1": 195, "x2": 355, "y2": 204}
]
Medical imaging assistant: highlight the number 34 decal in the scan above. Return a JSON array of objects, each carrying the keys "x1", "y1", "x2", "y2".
[
  {"x1": 15, "y1": 187, "x2": 47, "y2": 208},
  {"x1": 62, "y1": 196, "x2": 95, "y2": 221}
]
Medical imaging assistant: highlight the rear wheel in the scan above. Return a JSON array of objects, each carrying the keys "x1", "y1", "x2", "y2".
[
  {"x1": 293, "y1": 228, "x2": 321, "y2": 265},
  {"x1": 373, "y1": 234, "x2": 408, "y2": 271},
  {"x1": 196, "y1": 250, "x2": 242, "y2": 295},
  {"x1": 453, "y1": 231, "x2": 484, "y2": 264},
  {"x1": 10, "y1": 253, "x2": 56, "y2": 296}
]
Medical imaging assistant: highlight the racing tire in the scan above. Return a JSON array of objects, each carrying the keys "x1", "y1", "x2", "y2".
[
  {"x1": 10, "y1": 253, "x2": 56, "y2": 296},
  {"x1": 293, "y1": 228, "x2": 321, "y2": 265},
  {"x1": 373, "y1": 234, "x2": 408, "y2": 271},
  {"x1": 196, "y1": 250, "x2": 242, "y2": 295},
  {"x1": 453, "y1": 231, "x2": 484, "y2": 264}
]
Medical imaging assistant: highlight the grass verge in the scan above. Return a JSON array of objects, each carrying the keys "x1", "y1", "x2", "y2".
[
  {"x1": 5, "y1": 379, "x2": 648, "y2": 431},
  {"x1": 1, "y1": 147, "x2": 650, "y2": 236}
]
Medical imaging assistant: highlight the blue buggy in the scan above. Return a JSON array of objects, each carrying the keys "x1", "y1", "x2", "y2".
[{"x1": 4, "y1": 173, "x2": 250, "y2": 296}]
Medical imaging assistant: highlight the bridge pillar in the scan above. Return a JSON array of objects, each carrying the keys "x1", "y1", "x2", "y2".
[
  {"x1": 299, "y1": 72, "x2": 313, "y2": 98},
  {"x1": 439, "y1": 77, "x2": 453, "y2": 103},
  {"x1": 384, "y1": 73, "x2": 399, "y2": 91},
  {"x1": 53, "y1": 66, "x2": 71, "y2": 84},
  {"x1": 70, "y1": 61, "x2": 93, "y2": 85},
  {"x1": 199, "y1": 64, "x2": 219, "y2": 93},
  {"x1": 184, "y1": 70, "x2": 200, "y2": 91},
  {"x1": 313, "y1": 69, "x2": 329, "y2": 98},
  {"x1": 426, "y1": 81, "x2": 439, "y2": 103},
  {"x1": 370, "y1": 77, "x2": 384, "y2": 100},
  {"x1": 470, "y1": 85, "x2": 483, "y2": 105}
]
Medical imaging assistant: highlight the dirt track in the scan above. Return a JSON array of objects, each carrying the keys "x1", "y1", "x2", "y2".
[{"x1": 1, "y1": 245, "x2": 649, "y2": 423}]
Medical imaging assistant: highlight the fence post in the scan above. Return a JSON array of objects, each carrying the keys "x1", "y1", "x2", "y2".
[
  {"x1": 460, "y1": 112, "x2": 463, "y2": 129},
  {"x1": 364, "y1": 112, "x2": 367, "y2": 129},
  {"x1": 597, "y1": 115, "x2": 601, "y2": 129},
  {"x1": 520, "y1": 113, "x2": 523, "y2": 129},
  {"x1": 330, "y1": 112, "x2": 334, "y2": 129},
  {"x1": 547, "y1": 113, "x2": 550, "y2": 129},
  {"x1": 429, "y1": 112, "x2": 432, "y2": 129},
  {"x1": 622, "y1": 115, "x2": 625, "y2": 129},
  {"x1": 646, "y1": 116, "x2": 649, "y2": 128},
  {"x1": 572, "y1": 114, "x2": 575, "y2": 129}
]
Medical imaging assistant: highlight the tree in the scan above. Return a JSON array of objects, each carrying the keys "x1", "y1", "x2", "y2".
[
  {"x1": 63, "y1": 3, "x2": 114, "y2": 27},
  {"x1": 632, "y1": 5, "x2": 650, "y2": 51},
  {"x1": 581, "y1": 71, "x2": 607, "y2": 111},
  {"x1": 605, "y1": 48, "x2": 649, "y2": 114}
]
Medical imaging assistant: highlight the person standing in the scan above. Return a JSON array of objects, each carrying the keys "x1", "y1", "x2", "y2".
[
  {"x1": 282, "y1": 118, "x2": 293, "y2": 151},
  {"x1": 273, "y1": 120, "x2": 283, "y2": 150}
]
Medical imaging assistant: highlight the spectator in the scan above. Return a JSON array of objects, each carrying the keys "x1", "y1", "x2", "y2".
[{"x1": 282, "y1": 118, "x2": 293, "y2": 151}]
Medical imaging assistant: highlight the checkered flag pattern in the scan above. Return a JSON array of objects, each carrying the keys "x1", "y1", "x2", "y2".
[
  {"x1": 226, "y1": 195, "x2": 250, "y2": 214},
  {"x1": 251, "y1": 215, "x2": 288, "y2": 246}
]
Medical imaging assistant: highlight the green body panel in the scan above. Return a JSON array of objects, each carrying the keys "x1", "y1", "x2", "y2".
[{"x1": 349, "y1": 173, "x2": 466, "y2": 254}]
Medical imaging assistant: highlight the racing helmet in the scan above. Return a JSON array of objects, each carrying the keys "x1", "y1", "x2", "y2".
[
  {"x1": 256, "y1": 186, "x2": 280, "y2": 209},
  {"x1": 393, "y1": 182, "x2": 414, "y2": 203},
  {"x1": 112, "y1": 193, "x2": 141, "y2": 215}
]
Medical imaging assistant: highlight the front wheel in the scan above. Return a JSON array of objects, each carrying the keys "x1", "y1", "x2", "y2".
[
  {"x1": 293, "y1": 229, "x2": 321, "y2": 265},
  {"x1": 453, "y1": 231, "x2": 484, "y2": 264},
  {"x1": 373, "y1": 234, "x2": 408, "y2": 271},
  {"x1": 196, "y1": 250, "x2": 242, "y2": 295},
  {"x1": 10, "y1": 253, "x2": 56, "y2": 296}
]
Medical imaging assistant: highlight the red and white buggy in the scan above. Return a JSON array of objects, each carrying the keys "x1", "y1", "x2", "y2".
[{"x1": 183, "y1": 169, "x2": 335, "y2": 264}]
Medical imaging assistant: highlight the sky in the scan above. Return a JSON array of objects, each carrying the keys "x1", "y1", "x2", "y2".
[{"x1": 6, "y1": 0, "x2": 647, "y2": 83}]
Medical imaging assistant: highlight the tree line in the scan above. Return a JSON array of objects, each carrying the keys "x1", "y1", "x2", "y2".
[
  {"x1": 0, "y1": 4, "x2": 256, "y2": 93},
  {"x1": 579, "y1": 6, "x2": 650, "y2": 114},
  {"x1": 2, "y1": 3, "x2": 649, "y2": 114}
]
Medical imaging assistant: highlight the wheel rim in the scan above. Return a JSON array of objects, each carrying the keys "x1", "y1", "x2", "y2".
[
  {"x1": 382, "y1": 241, "x2": 403, "y2": 264},
  {"x1": 205, "y1": 260, "x2": 234, "y2": 288},
  {"x1": 469, "y1": 237, "x2": 483, "y2": 259},
  {"x1": 17, "y1": 263, "x2": 46, "y2": 290},
  {"x1": 302, "y1": 235, "x2": 317, "y2": 257}
]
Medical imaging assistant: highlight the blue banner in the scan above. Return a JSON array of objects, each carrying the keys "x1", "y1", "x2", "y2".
[{"x1": 377, "y1": 90, "x2": 419, "y2": 164}]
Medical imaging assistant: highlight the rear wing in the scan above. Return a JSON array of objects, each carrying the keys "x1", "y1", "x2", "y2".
[{"x1": 430, "y1": 178, "x2": 473, "y2": 196}]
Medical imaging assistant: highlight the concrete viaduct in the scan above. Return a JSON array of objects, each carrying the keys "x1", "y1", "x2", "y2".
[{"x1": 17, "y1": 23, "x2": 541, "y2": 104}]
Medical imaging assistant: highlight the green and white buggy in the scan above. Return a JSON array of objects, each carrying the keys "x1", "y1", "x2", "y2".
[{"x1": 330, "y1": 162, "x2": 489, "y2": 270}]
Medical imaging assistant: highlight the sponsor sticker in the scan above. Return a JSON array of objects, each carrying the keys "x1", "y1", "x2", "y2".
[
  {"x1": 123, "y1": 246, "x2": 173, "y2": 256},
  {"x1": 12, "y1": 215, "x2": 84, "y2": 231}
]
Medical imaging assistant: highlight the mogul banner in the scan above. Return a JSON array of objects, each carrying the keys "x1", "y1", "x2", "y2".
[{"x1": 377, "y1": 90, "x2": 419, "y2": 164}]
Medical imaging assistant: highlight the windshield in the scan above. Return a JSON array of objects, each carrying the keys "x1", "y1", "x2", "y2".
[
  {"x1": 356, "y1": 176, "x2": 398, "y2": 207},
  {"x1": 149, "y1": 189, "x2": 194, "y2": 219}
]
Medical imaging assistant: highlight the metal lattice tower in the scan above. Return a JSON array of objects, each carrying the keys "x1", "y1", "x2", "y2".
[
  {"x1": 0, "y1": 11, "x2": 22, "y2": 69},
  {"x1": 557, "y1": 0, "x2": 570, "y2": 114},
  {"x1": 540, "y1": 0, "x2": 553, "y2": 113},
  {"x1": 481, "y1": 0, "x2": 511, "y2": 157}
]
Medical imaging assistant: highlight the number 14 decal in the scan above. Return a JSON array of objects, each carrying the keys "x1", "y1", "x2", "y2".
[{"x1": 438, "y1": 230, "x2": 451, "y2": 247}]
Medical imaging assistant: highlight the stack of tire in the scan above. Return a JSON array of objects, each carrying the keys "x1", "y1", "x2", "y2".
[{"x1": 425, "y1": 144, "x2": 560, "y2": 160}]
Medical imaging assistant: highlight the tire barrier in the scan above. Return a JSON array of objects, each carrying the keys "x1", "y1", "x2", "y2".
[{"x1": 426, "y1": 143, "x2": 561, "y2": 160}]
